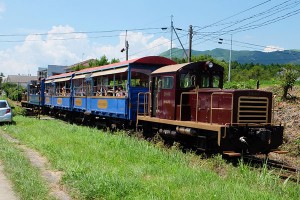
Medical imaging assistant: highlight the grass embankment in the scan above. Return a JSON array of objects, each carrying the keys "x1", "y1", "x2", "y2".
[{"x1": 1, "y1": 116, "x2": 299, "y2": 199}]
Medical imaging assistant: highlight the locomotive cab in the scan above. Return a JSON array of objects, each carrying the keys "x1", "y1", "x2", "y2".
[{"x1": 150, "y1": 61, "x2": 223, "y2": 120}]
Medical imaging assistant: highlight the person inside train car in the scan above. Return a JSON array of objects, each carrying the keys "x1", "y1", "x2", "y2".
[
  {"x1": 61, "y1": 87, "x2": 66, "y2": 96},
  {"x1": 66, "y1": 89, "x2": 70, "y2": 96},
  {"x1": 106, "y1": 86, "x2": 116, "y2": 96},
  {"x1": 116, "y1": 86, "x2": 125, "y2": 97},
  {"x1": 96, "y1": 90, "x2": 101, "y2": 96},
  {"x1": 79, "y1": 89, "x2": 85, "y2": 96}
]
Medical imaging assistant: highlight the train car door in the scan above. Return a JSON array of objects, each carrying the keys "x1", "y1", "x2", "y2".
[
  {"x1": 152, "y1": 75, "x2": 175, "y2": 119},
  {"x1": 151, "y1": 76, "x2": 160, "y2": 117}
]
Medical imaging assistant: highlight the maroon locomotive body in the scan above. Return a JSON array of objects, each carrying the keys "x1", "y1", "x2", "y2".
[{"x1": 137, "y1": 61, "x2": 283, "y2": 155}]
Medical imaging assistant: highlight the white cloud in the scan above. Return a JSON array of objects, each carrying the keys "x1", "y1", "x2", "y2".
[
  {"x1": 263, "y1": 45, "x2": 284, "y2": 53},
  {"x1": 0, "y1": 2, "x2": 5, "y2": 13},
  {"x1": 0, "y1": 2, "x2": 5, "y2": 19},
  {"x1": 0, "y1": 26, "x2": 170, "y2": 76}
]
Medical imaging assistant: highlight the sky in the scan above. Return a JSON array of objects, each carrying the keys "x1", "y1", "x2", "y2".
[{"x1": 0, "y1": 0, "x2": 299, "y2": 76}]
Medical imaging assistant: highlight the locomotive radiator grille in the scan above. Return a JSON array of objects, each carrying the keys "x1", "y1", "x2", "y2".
[{"x1": 238, "y1": 96, "x2": 269, "y2": 124}]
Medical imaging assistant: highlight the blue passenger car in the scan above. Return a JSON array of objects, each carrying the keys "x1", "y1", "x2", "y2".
[
  {"x1": 43, "y1": 56, "x2": 175, "y2": 126},
  {"x1": 21, "y1": 80, "x2": 45, "y2": 109},
  {"x1": 44, "y1": 72, "x2": 74, "y2": 111},
  {"x1": 73, "y1": 56, "x2": 175, "y2": 122}
]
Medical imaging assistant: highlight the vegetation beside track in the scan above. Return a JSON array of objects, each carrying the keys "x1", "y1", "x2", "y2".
[{"x1": 1, "y1": 116, "x2": 299, "y2": 199}]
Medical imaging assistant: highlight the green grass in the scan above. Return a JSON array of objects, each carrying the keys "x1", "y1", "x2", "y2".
[
  {"x1": 0, "y1": 129, "x2": 53, "y2": 200},
  {"x1": 2, "y1": 116, "x2": 300, "y2": 199}
]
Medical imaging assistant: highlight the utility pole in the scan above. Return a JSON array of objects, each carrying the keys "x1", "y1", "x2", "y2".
[
  {"x1": 228, "y1": 34, "x2": 232, "y2": 82},
  {"x1": 170, "y1": 15, "x2": 173, "y2": 59},
  {"x1": 188, "y1": 25, "x2": 193, "y2": 63},
  {"x1": 162, "y1": 16, "x2": 187, "y2": 60},
  {"x1": 125, "y1": 30, "x2": 129, "y2": 61},
  {"x1": 121, "y1": 30, "x2": 129, "y2": 60}
]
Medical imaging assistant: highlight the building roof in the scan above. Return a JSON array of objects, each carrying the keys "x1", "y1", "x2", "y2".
[{"x1": 4, "y1": 75, "x2": 38, "y2": 83}]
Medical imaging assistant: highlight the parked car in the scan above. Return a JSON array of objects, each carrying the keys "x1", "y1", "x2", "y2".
[{"x1": 0, "y1": 100, "x2": 13, "y2": 123}]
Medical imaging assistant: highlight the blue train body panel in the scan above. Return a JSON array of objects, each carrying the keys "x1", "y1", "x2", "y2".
[
  {"x1": 28, "y1": 94, "x2": 40, "y2": 106},
  {"x1": 44, "y1": 95, "x2": 53, "y2": 107},
  {"x1": 90, "y1": 97, "x2": 127, "y2": 119},
  {"x1": 52, "y1": 97, "x2": 72, "y2": 110}
]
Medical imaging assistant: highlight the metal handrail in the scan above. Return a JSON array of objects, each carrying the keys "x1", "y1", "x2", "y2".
[{"x1": 137, "y1": 92, "x2": 150, "y2": 116}]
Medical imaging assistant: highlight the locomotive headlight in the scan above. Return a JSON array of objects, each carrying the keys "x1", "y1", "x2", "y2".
[{"x1": 206, "y1": 61, "x2": 213, "y2": 68}]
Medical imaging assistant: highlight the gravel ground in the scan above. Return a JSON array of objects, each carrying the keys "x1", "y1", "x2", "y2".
[{"x1": 270, "y1": 85, "x2": 300, "y2": 169}]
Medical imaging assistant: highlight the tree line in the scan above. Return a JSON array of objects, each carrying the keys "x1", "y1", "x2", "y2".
[
  {"x1": 173, "y1": 55, "x2": 300, "y2": 100},
  {"x1": 1, "y1": 54, "x2": 299, "y2": 101}
]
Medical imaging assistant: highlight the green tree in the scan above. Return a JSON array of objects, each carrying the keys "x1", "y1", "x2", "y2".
[
  {"x1": 2, "y1": 82, "x2": 25, "y2": 101},
  {"x1": 280, "y1": 65, "x2": 299, "y2": 100},
  {"x1": 72, "y1": 55, "x2": 121, "y2": 71},
  {"x1": 110, "y1": 58, "x2": 120, "y2": 64},
  {"x1": 95, "y1": 55, "x2": 109, "y2": 66},
  {"x1": 0, "y1": 72, "x2": 4, "y2": 88}
]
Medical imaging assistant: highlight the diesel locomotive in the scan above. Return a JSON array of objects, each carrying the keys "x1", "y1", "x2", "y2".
[
  {"x1": 137, "y1": 61, "x2": 284, "y2": 155},
  {"x1": 21, "y1": 56, "x2": 284, "y2": 156}
]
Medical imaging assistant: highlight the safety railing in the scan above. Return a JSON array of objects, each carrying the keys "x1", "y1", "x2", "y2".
[{"x1": 137, "y1": 92, "x2": 151, "y2": 116}]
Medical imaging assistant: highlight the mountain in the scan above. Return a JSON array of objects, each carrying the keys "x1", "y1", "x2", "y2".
[{"x1": 160, "y1": 48, "x2": 300, "y2": 65}]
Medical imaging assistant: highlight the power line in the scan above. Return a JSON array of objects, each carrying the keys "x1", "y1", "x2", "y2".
[
  {"x1": 192, "y1": 0, "x2": 300, "y2": 46},
  {"x1": 0, "y1": 30, "x2": 168, "y2": 43},
  {"x1": 193, "y1": 0, "x2": 272, "y2": 31},
  {"x1": 0, "y1": 27, "x2": 164, "y2": 37}
]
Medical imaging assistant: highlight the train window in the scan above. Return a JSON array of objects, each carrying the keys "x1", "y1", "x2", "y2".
[
  {"x1": 45, "y1": 84, "x2": 54, "y2": 95},
  {"x1": 212, "y1": 75, "x2": 221, "y2": 88},
  {"x1": 131, "y1": 72, "x2": 148, "y2": 87},
  {"x1": 200, "y1": 75, "x2": 210, "y2": 88},
  {"x1": 180, "y1": 73, "x2": 195, "y2": 88},
  {"x1": 162, "y1": 76, "x2": 173, "y2": 89},
  {"x1": 73, "y1": 79, "x2": 86, "y2": 96},
  {"x1": 93, "y1": 72, "x2": 128, "y2": 97}
]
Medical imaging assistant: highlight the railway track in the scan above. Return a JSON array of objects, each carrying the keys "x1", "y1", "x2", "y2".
[{"x1": 243, "y1": 155, "x2": 300, "y2": 182}]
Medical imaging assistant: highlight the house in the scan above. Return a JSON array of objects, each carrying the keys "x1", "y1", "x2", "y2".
[
  {"x1": 65, "y1": 59, "x2": 96, "y2": 72},
  {"x1": 3, "y1": 75, "x2": 38, "y2": 88}
]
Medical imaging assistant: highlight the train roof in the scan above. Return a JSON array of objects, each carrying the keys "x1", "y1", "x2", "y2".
[
  {"x1": 151, "y1": 61, "x2": 224, "y2": 75},
  {"x1": 46, "y1": 56, "x2": 175, "y2": 82}
]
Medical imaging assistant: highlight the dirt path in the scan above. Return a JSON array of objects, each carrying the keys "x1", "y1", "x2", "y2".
[
  {"x1": 0, "y1": 162, "x2": 19, "y2": 200},
  {"x1": 0, "y1": 131, "x2": 72, "y2": 200}
]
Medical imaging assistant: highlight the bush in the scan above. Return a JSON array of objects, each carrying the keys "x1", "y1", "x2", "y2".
[
  {"x1": 280, "y1": 67, "x2": 299, "y2": 100},
  {"x1": 223, "y1": 80, "x2": 256, "y2": 89},
  {"x1": 2, "y1": 82, "x2": 24, "y2": 101},
  {"x1": 6, "y1": 99, "x2": 26, "y2": 116}
]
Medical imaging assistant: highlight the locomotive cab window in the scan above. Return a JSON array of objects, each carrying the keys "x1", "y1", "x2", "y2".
[
  {"x1": 212, "y1": 75, "x2": 221, "y2": 88},
  {"x1": 200, "y1": 74, "x2": 210, "y2": 88},
  {"x1": 180, "y1": 73, "x2": 196, "y2": 88},
  {"x1": 162, "y1": 76, "x2": 174, "y2": 89}
]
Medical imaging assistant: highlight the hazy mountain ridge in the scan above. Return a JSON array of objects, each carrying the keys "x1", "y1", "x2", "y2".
[{"x1": 160, "y1": 48, "x2": 300, "y2": 64}]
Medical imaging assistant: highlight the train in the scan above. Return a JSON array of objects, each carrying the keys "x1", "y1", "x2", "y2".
[{"x1": 21, "y1": 56, "x2": 284, "y2": 156}]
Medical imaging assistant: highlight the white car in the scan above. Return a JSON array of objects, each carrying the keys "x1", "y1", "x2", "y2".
[{"x1": 0, "y1": 100, "x2": 13, "y2": 123}]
